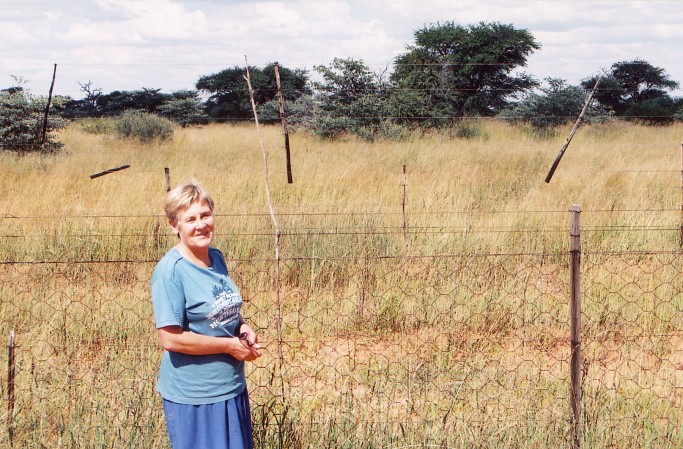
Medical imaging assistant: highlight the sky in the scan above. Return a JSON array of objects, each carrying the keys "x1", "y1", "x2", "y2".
[{"x1": 2, "y1": 0, "x2": 683, "y2": 99}]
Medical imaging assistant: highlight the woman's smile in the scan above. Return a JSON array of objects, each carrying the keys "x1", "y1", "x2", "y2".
[{"x1": 172, "y1": 201, "x2": 215, "y2": 256}]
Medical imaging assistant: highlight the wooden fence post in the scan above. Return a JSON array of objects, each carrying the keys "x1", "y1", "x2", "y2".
[
  {"x1": 569, "y1": 205, "x2": 582, "y2": 449},
  {"x1": 402, "y1": 164, "x2": 407, "y2": 238},
  {"x1": 7, "y1": 330, "x2": 16, "y2": 446},
  {"x1": 164, "y1": 167, "x2": 171, "y2": 192},
  {"x1": 274, "y1": 62, "x2": 293, "y2": 184},
  {"x1": 679, "y1": 143, "x2": 682, "y2": 249}
]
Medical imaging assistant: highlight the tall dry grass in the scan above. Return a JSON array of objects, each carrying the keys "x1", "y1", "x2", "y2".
[
  {"x1": 0, "y1": 120, "x2": 680, "y2": 448},
  {"x1": 1, "y1": 120, "x2": 680, "y2": 259}
]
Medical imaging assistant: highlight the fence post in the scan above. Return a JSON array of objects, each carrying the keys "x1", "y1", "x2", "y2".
[
  {"x1": 679, "y1": 143, "x2": 682, "y2": 249},
  {"x1": 569, "y1": 205, "x2": 582, "y2": 449},
  {"x1": 402, "y1": 164, "x2": 407, "y2": 239},
  {"x1": 274, "y1": 62, "x2": 293, "y2": 184},
  {"x1": 164, "y1": 167, "x2": 171, "y2": 192},
  {"x1": 7, "y1": 330, "x2": 15, "y2": 446}
]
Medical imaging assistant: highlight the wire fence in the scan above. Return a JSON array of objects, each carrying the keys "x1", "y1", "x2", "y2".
[{"x1": 0, "y1": 209, "x2": 681, "y2": 448}]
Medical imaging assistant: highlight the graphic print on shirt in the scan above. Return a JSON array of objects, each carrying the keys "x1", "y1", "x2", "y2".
[{"x1": 206, "y1": 279, "x2": 242, "y2": 329}]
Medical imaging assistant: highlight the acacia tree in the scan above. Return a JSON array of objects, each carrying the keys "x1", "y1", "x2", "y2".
[
  {"x1": 390, "y1": 21, "x2": 540, "y2": 124},
  {"x1": 196, "y1": 63, "x2": 309, "y2": 121},
  {"x1": 583, "y1": 59, "x2": 680, "y2": 123}
]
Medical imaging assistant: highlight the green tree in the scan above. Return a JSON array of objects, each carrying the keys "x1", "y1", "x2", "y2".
[
  {"x1": 311, "y1": 58, "x2": 391, "y2": 139},
  {"x1": 196, "y1": 63, "x2": 309, "y2": 121},
  {"x1": 98, "y1": 88, "x2": 171, "y2": 116},
  {"x1": 158, "y1": 91, "x2": 207, "y2": 127},
  {"x1": 0, "y1": 86, "x2": 67, "y2": 153},
  {"x1": 391, "y1": 21, "x2": 540, "y2": 123},
  {"x1": 501, "y1": 78, "x2": 602, "y2": 133},
  {"x1": 582, "y1": 59, "x2": 680, "y2": 123}
]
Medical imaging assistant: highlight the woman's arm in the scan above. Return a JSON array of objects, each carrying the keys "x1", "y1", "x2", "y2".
[{"x1": 157, "y1": 326, "x2": 261, "y2": 361}]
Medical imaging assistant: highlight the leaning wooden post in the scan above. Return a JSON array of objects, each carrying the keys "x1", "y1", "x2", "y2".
[
  {"x1": 545, "y1": 75, "x2": 603, "y2": 183},
  {"x1": 7, "y1": 330, "x2": 16, "y2": 446},
  {"x1": 569, "y1": 205, "x2": 582, "y2": 449},
  {"x1": 274, "y1": 62, "x2": 293, "y2": 184},
  {"x1": 680, "y1": 143, "x2": 682, "y2": 249}
]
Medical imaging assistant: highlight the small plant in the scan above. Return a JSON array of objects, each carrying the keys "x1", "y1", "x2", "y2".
[
  {"x1": 114, "y1": 110, "x2": 173, "y2": 142},
  {"x1": 79, "y1": 118, "x2": 114, "y2": 135},
  {"x1": 453, "y1": 121, "x2": 486, "y2": 139}
]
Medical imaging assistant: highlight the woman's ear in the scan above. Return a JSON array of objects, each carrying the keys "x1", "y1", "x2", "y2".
[{"x1": 168, "y1": 219, "x2": 180, "y2": 236}]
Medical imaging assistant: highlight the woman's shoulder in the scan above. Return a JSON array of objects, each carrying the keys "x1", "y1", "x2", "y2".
[
  {"x1": 208, "y1": 247, "x2": 229, "y2": 272},
  {"x1": 153, "y1": 248, "x2": 184, "y2": 277}
]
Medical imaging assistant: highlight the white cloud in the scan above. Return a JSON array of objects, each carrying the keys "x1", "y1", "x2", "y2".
[{"x1": 1, "y1": 0, "x2": 682, "y2": 98}]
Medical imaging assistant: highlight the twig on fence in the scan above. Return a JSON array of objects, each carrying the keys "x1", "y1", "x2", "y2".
[
  {"x1": 41, "y1": 64, "x2": 57, "y2": 146},
  {"x1": 545, "y1": 74, "x2": 603, "y2": 183},
  {"x1": 243, "y1": 55, "x2": 286, "y2": 400},
  {"x1": 89, "y1": 165, "x2": 131, "y2": 179}
]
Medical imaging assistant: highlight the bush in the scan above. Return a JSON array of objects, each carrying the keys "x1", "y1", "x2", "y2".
[
  {"x1": 453, "y1": 121, "x2": 487, "y2": 139},
  {"x1": 500, "y1": 78, "x2": 600, "y2": 134},
  {"x1": 158, "y1": 97, "x2": 207, "y2": 127},
  {"x1": 622, "y1": 97, "x2": 677, "y2": 125},
  {"x1": 79, "y1": 118, "x2": 115, "y2": 135},
  {"x1": 114, "y1": 110, "x2": 173, "y2": 142},
  {"x1": 0, "y1": 87, "x2": 67, "y2": 153}
]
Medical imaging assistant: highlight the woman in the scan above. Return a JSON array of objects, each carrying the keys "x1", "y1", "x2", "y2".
[{"x1": 151, "y1": 181, "x2": 262, "y2": 449}]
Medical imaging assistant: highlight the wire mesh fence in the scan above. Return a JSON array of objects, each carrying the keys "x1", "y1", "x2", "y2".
[{"x1": 0, "y1": 210, "x2": 681, "y2": 448}]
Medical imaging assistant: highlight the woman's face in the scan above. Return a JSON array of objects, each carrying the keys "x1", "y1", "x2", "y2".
[{"x1": 171, "y1": 200, "x2": 215, "y2": 253}]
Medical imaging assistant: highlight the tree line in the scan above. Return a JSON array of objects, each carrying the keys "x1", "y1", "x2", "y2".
[{"x1": 2, "y1": 21, "x2": 682, "y2": 151}]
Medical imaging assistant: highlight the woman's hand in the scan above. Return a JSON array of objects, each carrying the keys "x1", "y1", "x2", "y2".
[
  {"x1": 157, "y1": 325, "x2": 261, "y2": 361},
  {"x1": 238, "y1": 323, "x2": 262, "y2": 361}
]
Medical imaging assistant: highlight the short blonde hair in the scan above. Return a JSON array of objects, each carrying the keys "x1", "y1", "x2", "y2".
[{"x1": 164, "y1": 181, "x2": 215, "y2": 225}]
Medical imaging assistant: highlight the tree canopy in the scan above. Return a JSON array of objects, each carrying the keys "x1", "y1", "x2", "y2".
[
  {"x1": 583, "y1": 59, "x2": 680, "y2": 123},
  {"x1": 196, "y1": 63, "x2": 309, "y2": 121},
  {"x1": 391, "y1": 21, "x2": 541, "y2": 122}
]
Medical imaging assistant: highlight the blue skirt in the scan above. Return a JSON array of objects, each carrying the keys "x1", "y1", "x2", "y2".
[{"x1": 162, "y1": 389, "x2": 253, "y2": 449}]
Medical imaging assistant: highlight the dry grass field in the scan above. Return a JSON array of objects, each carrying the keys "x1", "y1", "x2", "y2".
[{"x1": 0, "y1": 120, "x2": 680, "y2": 448}]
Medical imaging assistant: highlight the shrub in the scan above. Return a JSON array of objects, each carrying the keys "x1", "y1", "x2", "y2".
[
  {"x1": 158, "y1": 97, "x2": 207, "y2": 127},
  {"x1": 453, "y1": 121, "x2": 487, "y2": 139},
  {"x1": 114, "y1": 110, "x2": 173, "y2": 142},
  {"x1": 79, "y1": 118, "x2": 115, "y2": 135},
  {"x1": 0, "y1": 87, "x2": 67, "y2": 153}
]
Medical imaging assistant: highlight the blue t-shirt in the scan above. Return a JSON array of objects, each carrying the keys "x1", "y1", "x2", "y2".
[{"x1": 151, "y1": 246, "x2": 246, "y2": 405}]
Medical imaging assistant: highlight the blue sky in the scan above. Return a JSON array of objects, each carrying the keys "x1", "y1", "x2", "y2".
[{"x1": 2, "y1": 0, "x2": 682, "y2": 98}]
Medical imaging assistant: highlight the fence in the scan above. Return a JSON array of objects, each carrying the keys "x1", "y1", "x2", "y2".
[{"x1": 0, "y1": 208, "x2": 681, "y2": 448}]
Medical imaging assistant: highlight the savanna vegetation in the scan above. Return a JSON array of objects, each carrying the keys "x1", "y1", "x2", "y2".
[
  {"x1": 0, "y1": 15, "x2": 681, "y2": 449},
  {"x1": 0, "y1": 119, "x2": 680, "y2": 448},
  {"x1": 4, "y1": 20, "x2": 683, "y2": 156}
]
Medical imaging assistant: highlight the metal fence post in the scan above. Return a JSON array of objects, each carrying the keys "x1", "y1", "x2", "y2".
[{"x1": 569, "y1": 205, "x2": 582, "y2": 449}]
